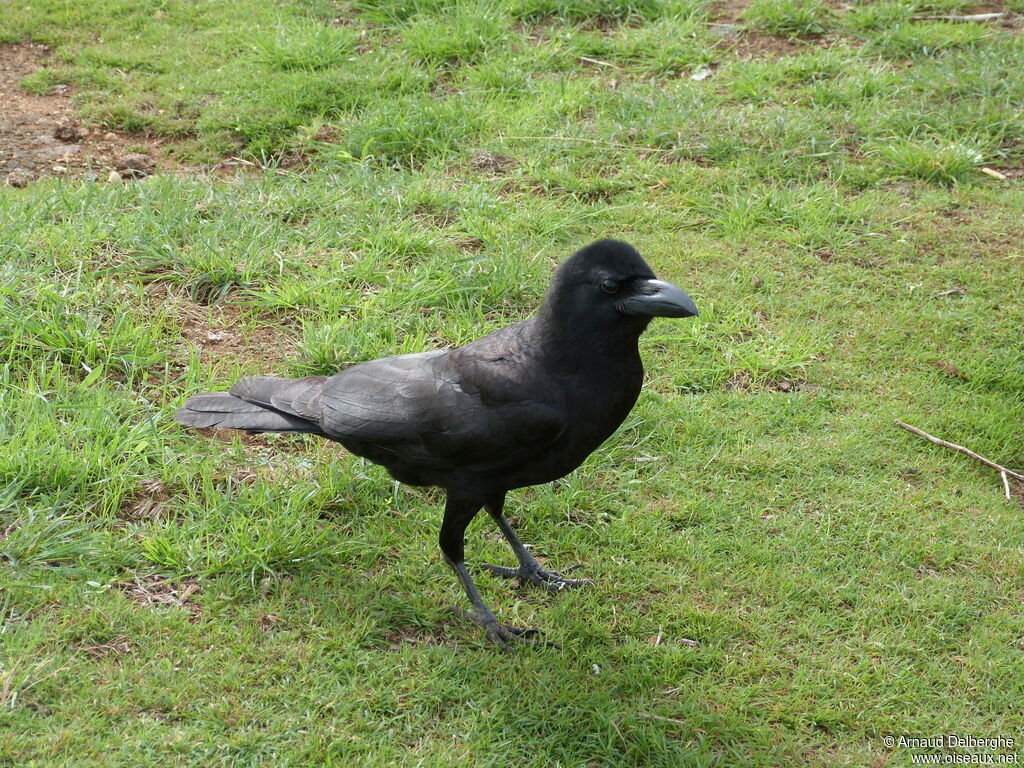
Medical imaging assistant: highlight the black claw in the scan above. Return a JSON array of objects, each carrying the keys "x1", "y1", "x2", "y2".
[
  {"x1": 480, "y1": 562, "x2": 594, "y2": 592},
  {"x1": 487, "y1": 627, "x2": 518, "y2": 653},
  {"x1": 480, "y1": 563, "x2": 518, "y2": 579},
  {"x1": 450, "y1": 606, "x2": 557, "y2": 650}
]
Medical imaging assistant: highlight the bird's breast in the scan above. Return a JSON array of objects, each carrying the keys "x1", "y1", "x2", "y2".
[
  {"x1": 508, "y1": 361, "x2": 644, "y2": 484},
  {"x1": 563, "y1": 366, "x2": 643, "y2": 440}
]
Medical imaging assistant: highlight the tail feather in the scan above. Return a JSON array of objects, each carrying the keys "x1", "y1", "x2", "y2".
[
  {"x1": 228, "y1": 375, "x2": 325, "y2": 420},
  {"x1": 174, "y1": 391, "x2": 322, "y2": 434}
]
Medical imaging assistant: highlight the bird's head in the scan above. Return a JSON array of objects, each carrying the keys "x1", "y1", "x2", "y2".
[{"x1": 542, "y1": 240, "x2": 699, "y2": 331}]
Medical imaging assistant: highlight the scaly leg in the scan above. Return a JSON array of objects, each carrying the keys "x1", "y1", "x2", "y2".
[
  {"x1": 480, "y1": 494, "x2": 594, "y2": 593},
  {"x1": 439, "y1": 495, "x2": 552, "y2": 651}
]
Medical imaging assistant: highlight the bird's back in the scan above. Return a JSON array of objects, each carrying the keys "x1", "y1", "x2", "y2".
[{"x1": 316, "y1": 322, "x2": 567, "y2": 489}]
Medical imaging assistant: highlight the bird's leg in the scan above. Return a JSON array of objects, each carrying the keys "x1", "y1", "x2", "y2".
[
  {"x1": 480, "y1": 496, "x2": 594, "y2": 593},
  {"x1": 445, "y1": 556, "x2": 550, "y2": 652},
  {"x1": 439, "y1": 495, "x2": 551, "y2": 651}
]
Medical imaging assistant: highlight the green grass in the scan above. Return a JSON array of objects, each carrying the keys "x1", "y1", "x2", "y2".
[
  {"x1": 743, "y1": 0, "x2": 833, "y2": 37},
  {"x1": 2, "y1": 0, "x2": 1024, "y2": 766}
]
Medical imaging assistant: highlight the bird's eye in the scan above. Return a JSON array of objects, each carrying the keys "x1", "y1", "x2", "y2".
[{"x1": 600, "y1": 279, "x2": 619, "y2": 295}]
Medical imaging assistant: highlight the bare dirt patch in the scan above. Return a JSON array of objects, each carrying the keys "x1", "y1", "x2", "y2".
[
  {"x1": 177, "y1": 305, "x2": 293, "y2": 370},
  {"x1": 723, "y1": 32, "x2": 810, "y2": 57},
  {"x1": 119, "y1": 575, "x2": 201, "y2": 614},
  {"x1": 470, "y1": 150, "x2": 516, "y2": 175},
  {"x1": 706, "y1": 0, "x2": 813, "y2": 57},
  {"x1": 119, "y1": 478, "x2": 173, "y2": 523},
  {"x1": 143, "y1": 282, "x2": 296, "y2": 370},
  {"x1": 1, "y1": 42, "x2": 168, "y2": 186},
  {"x1": 709, "y1": 0, "x2": 752, "y2": 24}
]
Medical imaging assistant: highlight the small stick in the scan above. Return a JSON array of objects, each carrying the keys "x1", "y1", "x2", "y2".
[
  {"x1": 980, "y1": 167, "x2": 1008, "y2": 180},
  {"x1": 895, "y1": 420, "x2": 1024, "y2": 483},
  {"x1": 1002, "y1": 471, "x2": 1012, "y2": 501},
  {"x1": 578, "y1": 55, "x2": 621, "y2": 69},
  {"x1": 912, "y1": 12, "x2": 1005, "y2": 21}
]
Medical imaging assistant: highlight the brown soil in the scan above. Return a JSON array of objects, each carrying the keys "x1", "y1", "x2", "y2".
[
  {"x1": 1, "y1": 42, "x2": 168, "y2": 187},
  {"x1": 709, "y1": 0, "x2": 751, "y2": 24},
  {"x1": 119, "y1": 478, "x2": 173, "y2": 522},
  {"x1": 118, "y1": 575, "x2": 201, "y2": 615},
  {"x1": 724, "y1": 32, "x2": 810, "y2": 57},
  {"x1": 176, "y1": 301, "x2": 294, "y2": 370},
  {"x1": 706, "y1": 0, "x2": 813, "y2": 57},
  {"x1": 142, "y1": 282, "x2": 296, "y2": 370}
]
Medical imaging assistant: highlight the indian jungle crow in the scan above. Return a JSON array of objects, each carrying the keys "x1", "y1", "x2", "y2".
[{"x1": 174, "y1": 239, "x2": 699, "y2": 649}]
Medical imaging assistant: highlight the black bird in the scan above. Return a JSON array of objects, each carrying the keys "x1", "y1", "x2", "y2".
[{"x1": 175, "y1": 239, "x2": 698, "y2": 649}]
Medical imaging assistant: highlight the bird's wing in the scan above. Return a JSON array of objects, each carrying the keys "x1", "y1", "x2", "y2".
[{"x1": 320, "y1": 347, "x2": 565, "y2": 472}]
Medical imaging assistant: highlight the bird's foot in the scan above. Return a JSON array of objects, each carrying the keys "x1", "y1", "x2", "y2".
[
  {"x1": 449, "y1": 607, "x2": 557, "y2": 652},
  {"x1": 480, "y1": 562, "x2": 594, "y2": 593}
]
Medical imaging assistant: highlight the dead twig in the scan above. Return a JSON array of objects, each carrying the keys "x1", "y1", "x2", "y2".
[
  {"x1": 911, "y1": 12, "x2": 1005, "y2": 21},
  {"x1": 577, "y1": 55, "x2": 621, "y2": 69},
  {"x1": 209, "y1": 156, "x2": 258, "y2": 172},
  {"x1": 895, "y1": 421, "x2": 1024, "y2": 490}
]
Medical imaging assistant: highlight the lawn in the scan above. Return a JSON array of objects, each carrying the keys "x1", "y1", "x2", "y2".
[{"x1": 1, "y1": 0, "x2": 1023, "y2": 765}]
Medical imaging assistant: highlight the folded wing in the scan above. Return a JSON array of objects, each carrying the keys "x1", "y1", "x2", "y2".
[{"x1": 320, "y1": 349, "x2": 565, "y2": 474}]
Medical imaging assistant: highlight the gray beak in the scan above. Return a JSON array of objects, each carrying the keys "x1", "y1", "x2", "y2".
[{"x1": 619, "y1": 278, "x2": 699, "y2": 318}]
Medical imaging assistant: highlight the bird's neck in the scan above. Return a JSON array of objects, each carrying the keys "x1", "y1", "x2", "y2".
[{"x1": 532, "y1": 304, "x2": 649, "y2": 373}]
